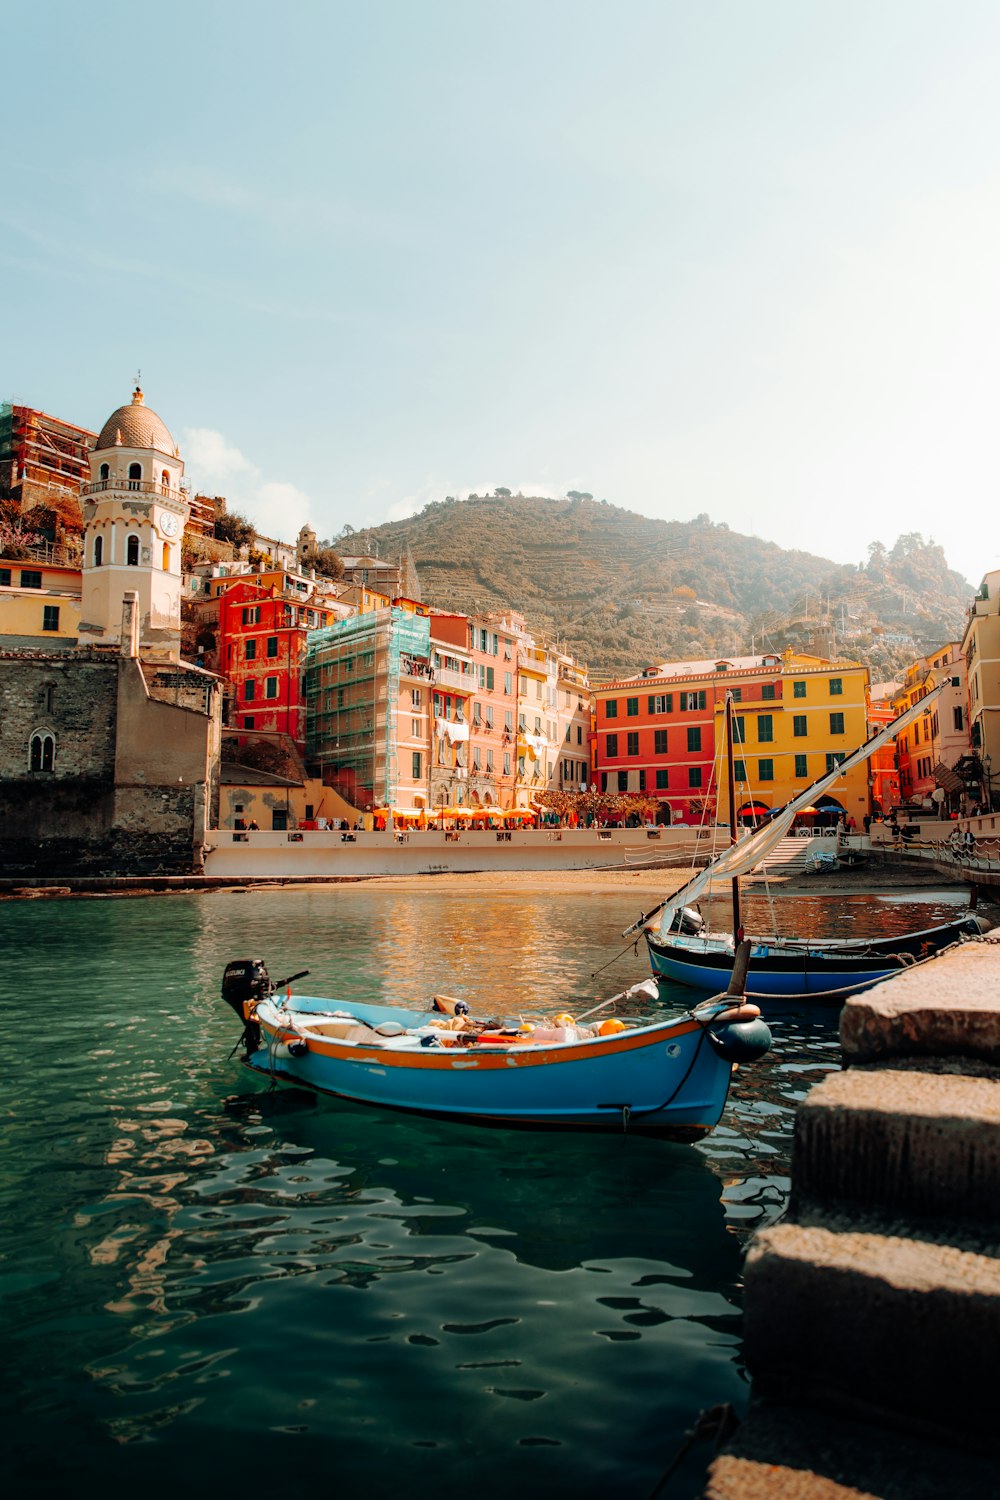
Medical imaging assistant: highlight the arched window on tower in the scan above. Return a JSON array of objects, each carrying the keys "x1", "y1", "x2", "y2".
[
  {"x1": 127, "y1": 533, "x2": 140, "y2": 566},
  {"x1": 99, "y1": 462, "x2": 110, "y2": 484},
  {"x1": 161, "y1": 469, "x2": 170, "y2": 494},
  {"x1": 29, "y1": 732, "x2": 55, "y2": 773},
  {"x1": 128, "y1": 462, "x2": 142, "y2": 491},
  {"x1": 162, "y1": 542, "x2": 170, "y2": 571},
  {"x1": 94, "y1": 534, "x2": 103, "y2": 567}
]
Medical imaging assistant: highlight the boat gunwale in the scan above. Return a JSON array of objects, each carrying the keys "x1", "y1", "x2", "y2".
[
  {"x1": 253, "y1": 1000, "x2": 705, "y2": 1069},
  {"x1": 645, "y1": 914, "x2": 984, "y2": 959}
]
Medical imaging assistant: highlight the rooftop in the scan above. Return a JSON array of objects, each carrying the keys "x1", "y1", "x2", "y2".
[{"x1": 96, "y1": 387, "x2": 177, "y2": 457}]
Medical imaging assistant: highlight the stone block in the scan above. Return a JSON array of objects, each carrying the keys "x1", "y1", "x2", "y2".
[
  {"x1": 742, "y1": 1220, "x2": 1000, "y2": 1451},
  {"x1": 704, "y1": 1404, "x2": 999, "y2": 1499},
  {"x1": 790, "y1": 1068, "x2": 1000, "y2": 1225},
  {"x1": 840, "y1": 942, "x2": 1000, "y2": 1067}
]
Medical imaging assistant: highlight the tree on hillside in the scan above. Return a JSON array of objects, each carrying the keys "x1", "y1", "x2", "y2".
[
  {"x1": 312, "y1": 547, "x2": 344, "y2": 579},
  {"x1": 890, "y1": 532, "x2": 925, "y2": 560},
  {"x1": 214, "y1": 510, "x2": 255, "y2": 550},
  {"x1": 494, "y1": 487, "x2": 511, "y2": 497},
  {"x1": 866, "y1": 540, "x2": 888, "y2": 577}
]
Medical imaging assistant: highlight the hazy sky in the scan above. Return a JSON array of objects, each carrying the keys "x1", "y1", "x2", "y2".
[{"x1": 6, "y1": 1, "x2": 999, "y2": 585}]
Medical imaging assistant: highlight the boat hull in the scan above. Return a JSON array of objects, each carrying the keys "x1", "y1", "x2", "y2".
[
  {"x1": 645, "y1": 915, "x2": 987, "y2": 999},
  {"x1": 242, "y1": 995, "x2": 737, "y2": 1137}
]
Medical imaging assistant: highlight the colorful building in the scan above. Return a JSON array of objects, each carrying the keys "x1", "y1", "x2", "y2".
[
  {"x1": 304, "y1": 601, "x2": 433, "y2": 812},
  {"x1": 891, "y1": 645, "x2": 969, "y2": 810},
  {"x1": 303, "y1": 602, "x2": 588, "y2": 816},
  {"x1": 867, "y1": 690, "x2": 902, "y2": 815},
  {"x1": 216, "y1": 571, "x2": 342, "y2": 743},
  {"x1": 431, "y1": 609, "x2": 521, "y2": 810},
  {"x1": 961, "y1": 570, "x2": 1000, "y2": 809},
  {"x1": 594, "y1": 651, "x2": 871, "y2": 825},
  {"x1": 555, "y1": 649, "x2": 592, "y2": 795},
  {"x1": 0, "y1": 558, "x2": 82, "y2": 646}
]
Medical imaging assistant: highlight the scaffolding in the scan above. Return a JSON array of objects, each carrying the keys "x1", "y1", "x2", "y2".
[
  {"x1": 0, "y1": 403, "x2": 96, "y2": 518},
  {"x1": 305, "y1": 606, "x2": 430, "y2": 808}
]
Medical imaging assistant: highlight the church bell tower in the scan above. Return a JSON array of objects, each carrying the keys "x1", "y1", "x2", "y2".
[{"x1": 79, "y1": 386, "x2": 190, "y2": 661}]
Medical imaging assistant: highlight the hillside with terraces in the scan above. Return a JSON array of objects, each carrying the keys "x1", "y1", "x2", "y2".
[{"x1": 341, "y1": 496, "x2": 971, "y2": 680}]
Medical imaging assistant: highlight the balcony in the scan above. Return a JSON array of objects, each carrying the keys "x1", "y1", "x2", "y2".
[
  {"x1": 435, "y1": 665, "x2": 475, "y2": 693},
  {"x1": 399, "y1": 655, "x2": 434, "y2": 681},
  {"x1": 82, "y1": 477, "x2": 187, "y2": 504}
]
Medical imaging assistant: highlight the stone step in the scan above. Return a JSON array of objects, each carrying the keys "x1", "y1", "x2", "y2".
[
  {"x1": 741, "y1": 1218, "x2": 1000, "y2": 1452},
  {"x1": 840, "y1": 934, "x2": 1000, "y2": 1068},
  {"x1": 789, "y1": 1067, "x2": 1000, "y2": 1225},
  {"x1": 703, "y1": 1403, "x2": 999, "y2": 1499}
]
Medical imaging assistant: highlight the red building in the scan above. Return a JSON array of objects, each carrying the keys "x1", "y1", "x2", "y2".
[
  {"x1": 594, "y1": 654, "x2": 787, "y2": 822},
  {"x1": 217, "y1": 576, "x2": 338, "y2": 744}
]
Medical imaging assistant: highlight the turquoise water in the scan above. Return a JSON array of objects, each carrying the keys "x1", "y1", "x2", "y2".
[{"x1": 0, "y1": 886, "x2": 977, "y2": 1498}]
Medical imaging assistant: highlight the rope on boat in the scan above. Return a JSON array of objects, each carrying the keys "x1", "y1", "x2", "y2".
[
  {"x1": 644, "y1": 1403, "x2": 740, "y2": 1500},
  {"x1": 590, "y1": 935, "x2": 643, "y2": 979}
]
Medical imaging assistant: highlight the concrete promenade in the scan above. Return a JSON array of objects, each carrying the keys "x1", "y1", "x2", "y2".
[
  {"x1": 704, "y1": 932, "x2": 1000, "y2": 1499},
  {"x1": 202, "y1": 822, "x2": 718, "y2": 879}
]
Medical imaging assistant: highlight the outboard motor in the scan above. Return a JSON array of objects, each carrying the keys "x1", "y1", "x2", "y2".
[
  {"x1": 221, "y1": 958, "x2": 271, "y2": 1022},
  {"x1": 668, "y1": 906, "x2": 705, "y2": 936}
]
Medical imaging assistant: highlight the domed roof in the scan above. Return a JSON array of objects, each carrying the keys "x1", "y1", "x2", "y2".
[{"x1": 96, "y1": 387, "x2": 177, "y2": 455}]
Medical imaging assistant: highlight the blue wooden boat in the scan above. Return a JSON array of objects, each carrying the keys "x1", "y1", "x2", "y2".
[
  {"x1": 219, "y1": 958, "x2": 772, "y2": 1138},
  {"x1": 644, "y1": 912, "x2": 987, "y2": 999}
]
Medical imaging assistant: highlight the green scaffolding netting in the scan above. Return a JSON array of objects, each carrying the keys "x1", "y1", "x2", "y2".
[{"x1": 304, "y1": 608, "x2": 430, "y2": 808}]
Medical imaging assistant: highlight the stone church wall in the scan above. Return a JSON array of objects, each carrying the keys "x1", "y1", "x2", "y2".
[{"x1": 0, "y1": 651, "x2": 218, "y2": 877}]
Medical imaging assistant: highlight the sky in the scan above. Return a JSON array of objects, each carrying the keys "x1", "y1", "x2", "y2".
[{"x1": 5, "y1": 1, "x2": 1000, "y2": 585}]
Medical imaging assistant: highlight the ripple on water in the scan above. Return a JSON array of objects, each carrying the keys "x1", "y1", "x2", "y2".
[{"x1": 3, "y1": 884, "x2": 984, "y2": 1498}]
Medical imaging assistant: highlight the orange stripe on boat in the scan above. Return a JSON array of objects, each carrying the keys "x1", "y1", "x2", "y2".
[{"x1": 261, "y1": 1019, "x2": 702, "y2": 1069}]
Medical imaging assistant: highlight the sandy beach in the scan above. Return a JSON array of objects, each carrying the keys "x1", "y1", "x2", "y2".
[
  {"x1": 344, "y1": 863, "x2": 971, "y2": 898},
  {"x1": 0, "y1": 857, "x2": 972, "y2": 901}
]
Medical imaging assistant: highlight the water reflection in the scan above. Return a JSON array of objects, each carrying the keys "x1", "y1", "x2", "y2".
[{"x1": 2, "y1": 884, "x2": 987, "y2": 1500}]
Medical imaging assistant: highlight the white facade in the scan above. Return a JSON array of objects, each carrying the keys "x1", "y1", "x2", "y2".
[{"x1": 79, "y1": 387, "x2": 189, "y2": 661}]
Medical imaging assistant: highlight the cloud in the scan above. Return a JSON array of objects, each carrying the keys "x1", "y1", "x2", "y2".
[
  {"x1": 183, "y1": 427, "x2": 257, "y2": 481},
  {"x1": 181, "y1": 427, "x2": 313, "y2": 542}
]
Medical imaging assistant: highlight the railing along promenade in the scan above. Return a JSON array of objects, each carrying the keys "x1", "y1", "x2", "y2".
[{"x1": 870, "y1": 814, "x2": 1000, "y2": 886}]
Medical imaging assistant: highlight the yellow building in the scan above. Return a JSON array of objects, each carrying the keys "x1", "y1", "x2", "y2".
[
  {"x1": 713, "y1": 652, "x2": 871, "y2": 826},
  {"x1": 962, "y1": 569, "x2": 1000, "y2": 808},
  {"x1": 0, "y1": 558, "x2": 82, "y2": 646}
]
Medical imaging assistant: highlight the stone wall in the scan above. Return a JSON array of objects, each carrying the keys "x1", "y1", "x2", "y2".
[
  {"x1": 704, "y1": 934, "x2": 1000, "y2": 1499},
  {"x1": 0, "y1": 650, "x2": 219, "y2": 875},
  {"x1": 0, "y1": 651, "x2": 117, "y2": 782}
]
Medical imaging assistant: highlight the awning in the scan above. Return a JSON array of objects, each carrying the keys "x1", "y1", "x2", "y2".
[{"x1": 933, "y1": 761, "x2": 964, "y2": 793}]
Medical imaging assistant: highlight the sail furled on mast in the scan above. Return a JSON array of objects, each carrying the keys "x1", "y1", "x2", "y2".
[{"x1": 654, "y1": 680, "x2": 951, "y2": 939}]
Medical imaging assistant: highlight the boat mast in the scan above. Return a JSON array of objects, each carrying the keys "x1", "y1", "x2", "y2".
[{"x1": 726, "y1": 692, "x2": 743, "y2": 941}]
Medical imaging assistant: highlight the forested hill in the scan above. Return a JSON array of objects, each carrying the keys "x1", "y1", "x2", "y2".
[{"x1": 339, "y1": 496, "x2": 972, "y2": 681}]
